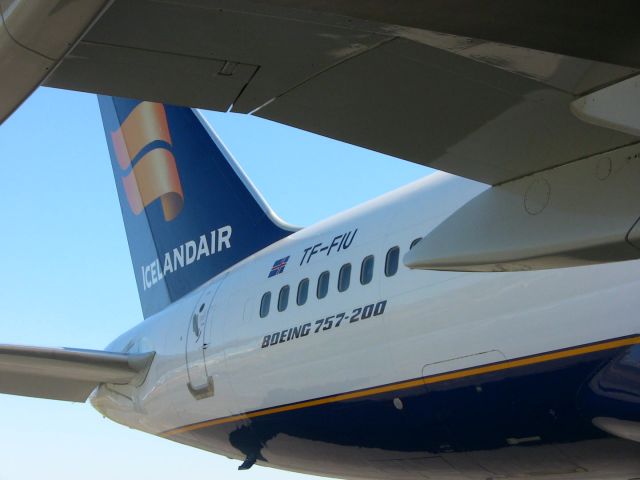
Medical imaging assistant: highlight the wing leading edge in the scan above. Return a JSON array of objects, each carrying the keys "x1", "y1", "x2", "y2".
[{"x1": 0, "y1": 345, "x2": 154, "y2": 402}]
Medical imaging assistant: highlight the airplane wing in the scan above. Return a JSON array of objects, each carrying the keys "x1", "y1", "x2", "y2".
[
  {"x1": 0, "y1": 345, "x2": 154, "y2": 402},
  {"x1": 4, "y1": 1, "x2": 640, "y2": 271},
  {"x1": 2, "y1": 0, "x2": 640, "y2": 186}
]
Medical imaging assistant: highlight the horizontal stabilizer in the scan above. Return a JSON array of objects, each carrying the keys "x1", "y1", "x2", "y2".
[{"x1": 0, "y1": 345, "x2": 154, "y2": 402}]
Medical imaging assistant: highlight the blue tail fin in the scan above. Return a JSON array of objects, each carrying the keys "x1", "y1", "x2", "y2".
[{"x1": 98, "y1": 96, "x2": 295, "y2": 318}]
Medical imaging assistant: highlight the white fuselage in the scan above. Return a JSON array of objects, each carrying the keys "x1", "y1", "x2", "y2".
[{"x1": 92, "y1": 172, "x2": 640, "y2": 479}]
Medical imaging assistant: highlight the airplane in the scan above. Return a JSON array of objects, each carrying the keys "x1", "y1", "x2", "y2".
[
  {"x1": 3, "y1": 2, "x2": 640, "y2": 480},
  {"x1": 2, "y1": 94, "x2": 640, "y2": 480}
]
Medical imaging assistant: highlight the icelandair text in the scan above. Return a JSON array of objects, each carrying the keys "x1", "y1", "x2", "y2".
[{"x1": 141, "y1": 226, "x2": 232, "y2": 290}]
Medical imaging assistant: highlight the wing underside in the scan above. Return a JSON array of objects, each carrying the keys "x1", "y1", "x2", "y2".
[
  {"x1": 3, "y1": 1, "x2": 640, "y2": 273},
  {"x1": 46, "y1": 1, "x2": 640, "y2": 185},
  {"x1": 2, "y1": 1, "x2": 640, "y2": 184}
]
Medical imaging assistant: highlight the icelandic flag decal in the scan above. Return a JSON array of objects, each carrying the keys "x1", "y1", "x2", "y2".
[{"x1": 269, "y1": 256, "x2": 290, "y2": 278}]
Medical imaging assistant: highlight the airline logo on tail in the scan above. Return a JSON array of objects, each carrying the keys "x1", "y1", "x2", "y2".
[
  {"x1": 110, "y1": 102, "x2": 184, "y2": 221},
  {"x1": 99, "y1": 95, "x2": 293, "y2": 317}
]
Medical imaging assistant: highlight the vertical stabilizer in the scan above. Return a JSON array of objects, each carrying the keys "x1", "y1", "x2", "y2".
[{"x1": 98, "y1": 96, "x2": 295, "y2": 317}]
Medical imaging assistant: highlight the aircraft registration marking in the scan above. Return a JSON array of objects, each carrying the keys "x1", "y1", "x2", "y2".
[{"x1": 299, "y1": 228, "x2": 358, "y2": 265}]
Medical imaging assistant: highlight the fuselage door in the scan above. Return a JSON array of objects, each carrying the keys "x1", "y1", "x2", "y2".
[{"x1": 185, "y1": 276, "x2": 225, "y2": 399}]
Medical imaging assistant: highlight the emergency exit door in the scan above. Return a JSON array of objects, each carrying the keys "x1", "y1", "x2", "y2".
[{"x1": 185, "y1": 276, "x2": 224, "y2": 399}]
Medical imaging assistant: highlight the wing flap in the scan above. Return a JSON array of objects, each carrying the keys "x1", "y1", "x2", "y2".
[
  {"x1": 0, "y1": 345, "x2": 154, "y2": 402},
  {"x1": 257, "y1": 37, "x2": 636, "y2": 184}
]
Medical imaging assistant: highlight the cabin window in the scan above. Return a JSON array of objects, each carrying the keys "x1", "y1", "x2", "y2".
[
  {"x1": 385, "y1": 246, "x2": 400, "y2": 277},
  {"x1": 360, "y1": 255, "x2": 374, "y2": 285},
  {"x1": 297, "y1": 278, "x2": 309, "y2": 306},
  {"x1": 260, "y1": 292, "x2": 271, "y2": 318},
  {"x1": 338, "y1": 263, "x2": 351, "y2": 292},
  {"x1": 278, "y1": 285, "x2": 290, "y2": 312},
  {"x1": 317, "y1": 271, "x2": 330, "y2": 299},
  {"x1": 410, "y1": 238, "x2": 421, "y2": 250}
]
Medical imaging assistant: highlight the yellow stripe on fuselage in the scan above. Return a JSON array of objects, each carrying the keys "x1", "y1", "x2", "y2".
[{"x1": 162, "y1": 335, "x2": 640, "y2": 437}]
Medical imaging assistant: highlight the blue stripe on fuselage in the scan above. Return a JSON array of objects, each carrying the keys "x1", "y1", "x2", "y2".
[{"x1": 165, "y1": 339, "x2": 640, "y2": 477}]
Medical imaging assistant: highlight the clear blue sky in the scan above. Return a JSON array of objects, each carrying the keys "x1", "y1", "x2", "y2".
[{"x1": 0, "y1": 88, "x2": 429, "y2": 479}]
